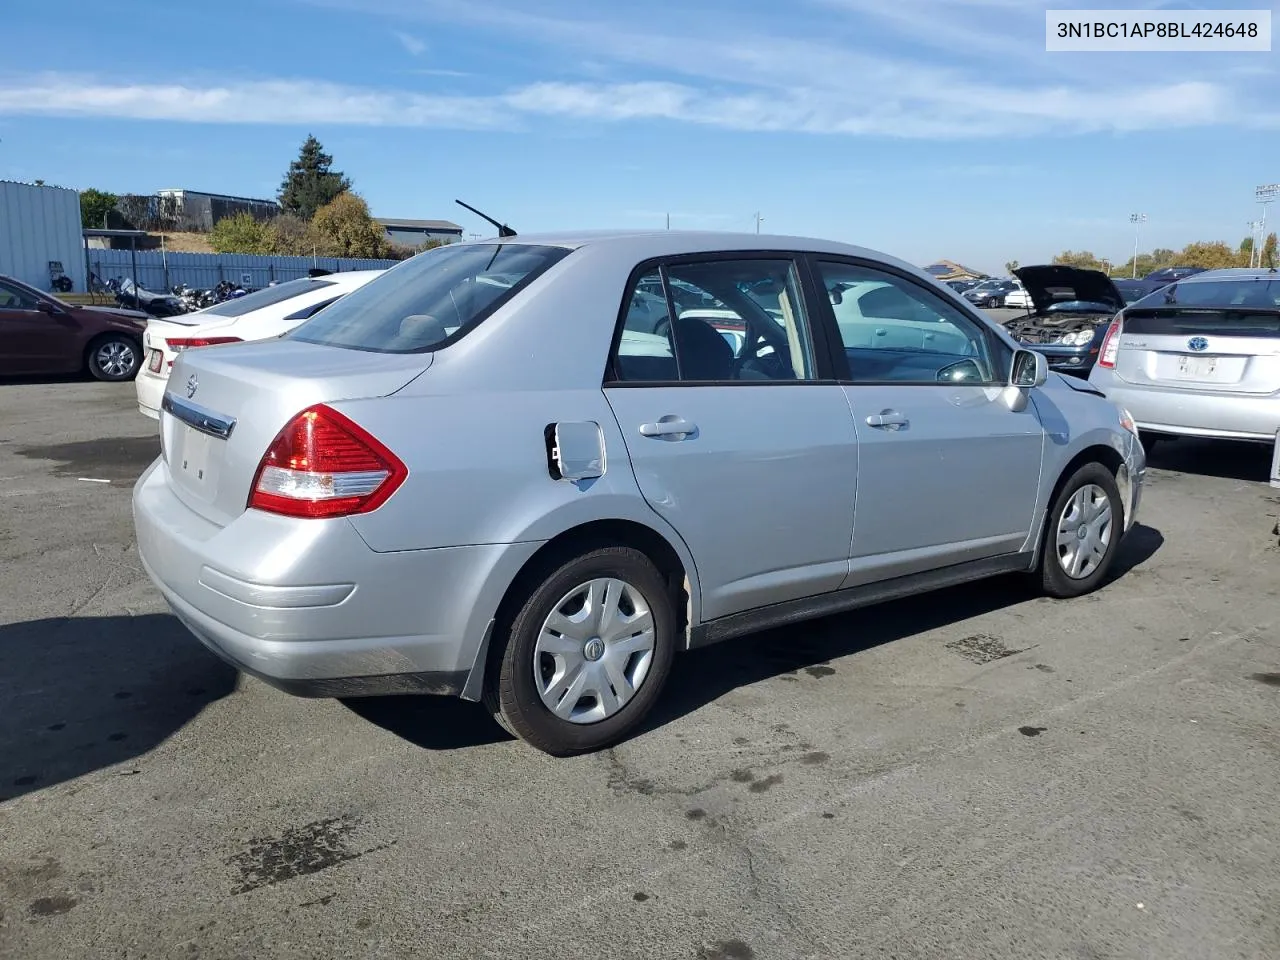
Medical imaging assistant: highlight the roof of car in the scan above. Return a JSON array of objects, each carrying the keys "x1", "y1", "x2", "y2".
[
  {"x1": 1175, "y1": 267, "x2": 1279, "y2": 282},
  {"x1": 467, "y1": 229, "x2": 889, "y2": 257}
]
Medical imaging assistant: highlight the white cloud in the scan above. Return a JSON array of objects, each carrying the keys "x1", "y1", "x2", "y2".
[
  {"x1": 0, "y1": 70, "x2": 1265, "y2": 138},
  {"x1": 393, "y1": 30, "x2": 426, "y2": 55}
]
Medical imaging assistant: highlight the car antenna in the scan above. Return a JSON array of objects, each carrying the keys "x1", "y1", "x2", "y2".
[{"x1": 455, "y1": 200, "x2": 516, "y2": 238}]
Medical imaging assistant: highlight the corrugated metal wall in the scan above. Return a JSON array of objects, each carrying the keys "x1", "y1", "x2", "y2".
[
  {"x1": 0, "y1": 181, "x2": 88, "y2": 292},
  {"x1": 86, "y1": 250, "x2": 399, "y2": 292}
]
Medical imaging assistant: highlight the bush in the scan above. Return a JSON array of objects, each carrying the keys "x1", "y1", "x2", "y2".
[{"x1": 210, "y1": 212, "x2": 274, "y2": 254}]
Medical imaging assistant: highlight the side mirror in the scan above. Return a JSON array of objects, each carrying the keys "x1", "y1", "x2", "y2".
[
  {"x1": 36, "y1": 300, "x2": 57, "y2": 315},
  {"x1": 1010, "y1": 348, "x2": 1048, "y2": 389}
]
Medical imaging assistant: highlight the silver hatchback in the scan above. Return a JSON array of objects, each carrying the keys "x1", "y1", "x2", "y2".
[
  {"x1": 133, "y1": 231, "x2": 1146, "y2": 755},
  {"x1": 1088, "y1": 268, "x2": 1280, "y2": 486}
]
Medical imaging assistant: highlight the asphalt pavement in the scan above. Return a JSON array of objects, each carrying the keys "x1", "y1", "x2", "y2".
[{"x1": 1, "y1": 376, "x2": 1278, "y2": 960}]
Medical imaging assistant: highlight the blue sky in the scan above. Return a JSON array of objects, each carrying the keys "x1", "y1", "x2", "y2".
[{"x1": 0, "y1": 0, "x2": 1275, "y2": 273}]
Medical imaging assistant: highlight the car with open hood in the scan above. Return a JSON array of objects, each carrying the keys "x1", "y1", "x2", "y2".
[{"x1": 1003, "y1": 265, "x2": 1125, "y2": 377}]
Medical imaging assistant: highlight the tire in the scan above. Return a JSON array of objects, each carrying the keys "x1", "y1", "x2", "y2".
[
  {"x1": 1037, "y1": 462, "x2": 1125, "y2": 599},
  {"x1": 87, "y1": 334, "x2": 142, "y2": 382},
  {"x1": 986, "y1": 296, "x2": 999, "y2": 308},
  {"x1": 484, "y1": 546, "x2": 677, "y2": 756}
]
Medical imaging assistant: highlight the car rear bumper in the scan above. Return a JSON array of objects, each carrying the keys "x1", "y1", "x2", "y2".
[
  {"x1": 132, "y1": 458, "x2": 542, "y2": 697},
  {"x1": 135, "y1": 368, "x2": 165, "y2": 420},
  {"x1": 1092, "y1": 379, "x2": 1279, "y2": 443}
]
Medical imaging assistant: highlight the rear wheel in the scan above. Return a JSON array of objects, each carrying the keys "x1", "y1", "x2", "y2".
[
  {"x1": 1037, "y1": 462, "x2": 1124, "y2": 599},
  {"x1": 485, "y1": 546, "x2": 677, "y2": 756},
  {"x1": 87, "y1": 334, "x2": 141, "y2": 382}
]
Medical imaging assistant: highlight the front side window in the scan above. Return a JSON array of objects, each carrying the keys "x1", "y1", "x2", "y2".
[
  {"x1": 0, "y1": 281, "x2": 40, "y2": 311},
  {"x1": 814, "y1": 260, "x2": 998, "y2": 384},
  {"x1": 611, "y1": 258, "x2": 817, "y2": 383},
  {"x1": 290, "y1": 243, "x2": 571, "y2": 353}
]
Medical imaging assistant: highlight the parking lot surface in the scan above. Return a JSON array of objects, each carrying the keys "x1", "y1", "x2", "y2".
[{"x1": 2, "y1": 377, "x2": 1278, "y2": 960}]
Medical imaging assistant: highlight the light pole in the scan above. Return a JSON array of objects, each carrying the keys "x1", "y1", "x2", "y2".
[
  {"x1": 1255, "y1": 184, "x2": 1278, "y2": 268},
  {"x1": 754, "y1": 212, "x2": 763, "y2": 234},
  {"x1": 1129, "y1": 213, "x2": 1147, "y2": 279}
]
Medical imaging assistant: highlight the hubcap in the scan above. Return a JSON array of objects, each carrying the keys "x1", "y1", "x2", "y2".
[
  {"x1": 97, "y1": 341, "x2": 135, "y2": 377},
  {"x1": 533, "y1": 577, "x2": 656, "y2": 725},
  {"x1": 1055, "y1": 483, "x2": 1113, "y2": 580}
]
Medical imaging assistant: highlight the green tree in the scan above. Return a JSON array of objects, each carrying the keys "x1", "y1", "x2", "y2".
[
  {"x1": 310, "y1": 192, "x2": 390, "y2": 259},
  {"x1": 1176, "y1": 240, "x2": 1241, "y2": 270},
  {"x1": 210, "y1": 211, "x2": 274, "y2": 254},
  {"x1": 1051, "y1": 250, "x2": 1105, "y2": 271},
  {"x1": 79, "y1": 188, "x2": 119, "y2": 229},
  {"x1": 266, "y1": 213, "x2": 320, "y2": 256},
  {"x1": 279, "y1": 135, "x2": 351, "y2": 222},
  {"x1": 1262, "y1": 232, "x2": 1278, "y2": 268},
  {"x1": 1004, "y1": 259, "x2": 1019, "y2": 274}
]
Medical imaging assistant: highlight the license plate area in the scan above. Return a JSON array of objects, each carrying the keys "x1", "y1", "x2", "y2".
[
  {"x1": 1175, "y1": 354, "x2": 1218, "y2": 380},
  {"x1": 170, "y1": 423, "x2": 221, "y2": 499},
  {"x1": 148, "y1": 348, "x2": 164, "y2": 373}
]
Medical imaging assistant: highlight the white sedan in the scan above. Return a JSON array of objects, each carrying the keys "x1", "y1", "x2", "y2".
[
  {"x1": 135, "y1": 271, "x2": 384, "y2": 419},
  {"x1": 1002, "y1": 283, "x2": 1033, "y2": 310}
]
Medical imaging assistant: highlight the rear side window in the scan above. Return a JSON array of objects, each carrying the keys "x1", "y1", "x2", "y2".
[
  {"x1": 289, "y1": 244, "x2": 571, "y2": 353},
  {"x1": 200, "y1": 277, "x2": 334, "y2": 317}
]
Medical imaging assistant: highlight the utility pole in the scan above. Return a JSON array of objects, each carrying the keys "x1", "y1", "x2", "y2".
[
  {"x1": 1247, "y1": 220, "x2": 1264, "y2": 268},
  {"x1": 754, "y1": 212, "x2": 763, "y2": 234},
  {"x1": 1128, "y1": 213, "x2": 1146, "y2": 279},
  {"x1": 1255, "y1": 184, "x2": 1278, "y2": 268},
  {"x1": 666, "y1": 213, "x2": 670, "y2": 231}
]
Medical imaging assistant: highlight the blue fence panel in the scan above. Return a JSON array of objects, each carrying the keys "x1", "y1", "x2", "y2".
[{"x1": 85, "y1": 249, "x2": 399, "y2": 293}]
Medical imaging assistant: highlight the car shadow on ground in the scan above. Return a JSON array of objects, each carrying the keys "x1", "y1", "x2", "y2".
[
  {"x1": 640, "y1": 521, "x2": 1164, "y2": 738},
  {"x1": 0, "y1": 614, "x2": 237, "y2": 802},
  {"x1": 349, "y1": 523, "x2": 1164, "y2": 753},
  {"x1": 342, "y1": 696, "x2": 513, "y2": 750},
  {"x1": 1145, "y1": 437, "x2": 1274, "y2": 484},
  {"x1": 0, "y1": 373, "x2": 96, "y2": 386}
]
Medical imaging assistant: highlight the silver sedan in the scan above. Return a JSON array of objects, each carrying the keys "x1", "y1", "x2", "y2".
[{"x1": 133, "y1": 231, "x2": 1146, "y2": 755}]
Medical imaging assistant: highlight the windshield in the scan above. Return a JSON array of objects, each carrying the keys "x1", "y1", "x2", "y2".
[
  {"x1": 200, "y1": 277, "x2": 336, "y2": 318},
  {"x1": 288, "y1": 243, "x2": 572, "y2": 353}
]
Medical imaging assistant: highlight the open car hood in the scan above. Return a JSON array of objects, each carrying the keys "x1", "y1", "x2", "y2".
[{"x1": 1012, "y1": 265, "x2": 1124, "y2": 315}]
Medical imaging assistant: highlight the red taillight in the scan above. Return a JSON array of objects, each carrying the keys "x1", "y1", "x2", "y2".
[
  {"x1": 247, "y1": 405, "x2": 407, "y2": 519},
  {"x1": 1097, "y1": 315, "x2": 1123, "y2": 369},
  {"x1": 166, "y1": 336, "x2": 242, "y2": 351}
]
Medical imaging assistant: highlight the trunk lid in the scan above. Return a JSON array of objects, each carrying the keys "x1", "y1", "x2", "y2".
[
  {"x1": 1112, "y1": 307, "x2": 1280, "y2": 395},
  {"x1": 160, "y1": 339, "x2": 431, "y2": 526}
]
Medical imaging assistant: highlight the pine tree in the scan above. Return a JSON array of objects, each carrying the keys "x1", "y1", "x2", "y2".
[{"x1": 278, "y1": 136, "x2": 352, "y2": 222}]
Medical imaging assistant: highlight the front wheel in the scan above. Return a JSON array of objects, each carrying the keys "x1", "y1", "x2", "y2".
[
  {"x1": 1037, "y1": 462, "x2": 1124, "y2": 598},
  {"x1": 87, "y1": 335, "x2": 142, "y2": 382},
  {"x1": 485, "y1": 546, "x2": 677, "y2": 756}
]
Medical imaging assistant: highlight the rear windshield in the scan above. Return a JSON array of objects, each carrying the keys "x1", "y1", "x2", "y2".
[
  {"x1": 1132, "y1": 277, "x2": 1280, "y2": 310},
  {"x1": 1123, "y1": 310, "x2": 1280, "y2": 338},
  {"x1": 288, "y1": 243, "x2": 572, "y2": 353},
  {"x1": 200, "y1": 277, "x2": 335, "y2": 317}
]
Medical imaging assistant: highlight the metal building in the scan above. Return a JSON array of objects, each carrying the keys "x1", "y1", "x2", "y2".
[
  {"x1": 0, "y1": 180, "x2": 88, "y2": 293},
  {"x1": 156, "y1": 189, "x2": 281, "y2": 232}
]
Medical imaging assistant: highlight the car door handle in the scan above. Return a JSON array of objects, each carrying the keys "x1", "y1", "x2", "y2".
[
  {"x1": 639, "y1": 417, "x2": 696, "y2": 439},
  {"x1": 865, "y1": 409, "x2": 909, "y2": 430}
]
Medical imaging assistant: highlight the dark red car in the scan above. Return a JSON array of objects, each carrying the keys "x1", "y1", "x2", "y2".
[{"x1": 0, "y1": 274, "x2": 148, "y2": 381}]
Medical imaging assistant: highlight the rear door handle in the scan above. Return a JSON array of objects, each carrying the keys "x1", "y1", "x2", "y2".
[
  {"x1": 865, "y1": 409, "x2": 909, "y2": 430},
  {"x1": 639, "y1": 417, "x2": 696, "y2": 439}
]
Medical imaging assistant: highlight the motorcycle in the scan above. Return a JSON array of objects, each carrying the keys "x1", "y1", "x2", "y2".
[{"x1": 115, "y1": 278, "x2": 188, "y2": 318}]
